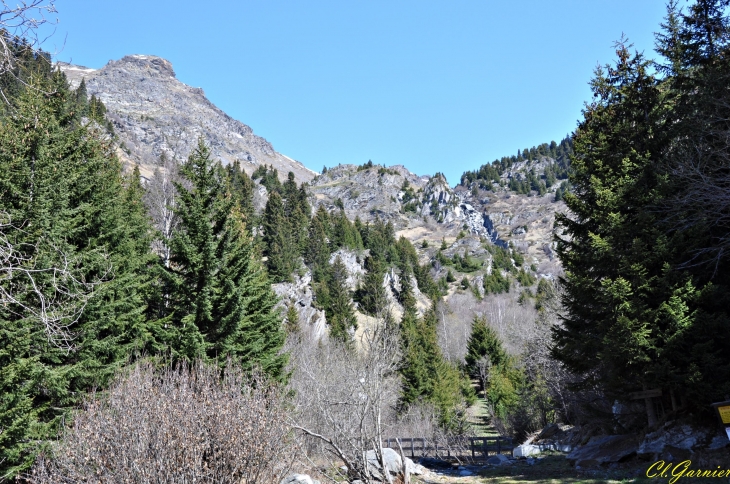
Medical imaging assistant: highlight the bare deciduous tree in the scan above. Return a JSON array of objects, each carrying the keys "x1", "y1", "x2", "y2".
[
  {"x1": 474, "y1": 355, "x2": 492, "y2": 395},
  {"x1": 660, "y1": 139, "x2": 730, "y2": 271},
  {"x1": 288, "y1": 322, "x2": 403, "y2": 483},
  {"x1": 519, "y1": 281, "x2": 583, "y2": 426},
  {"x1": 144, "y1": 156, "x2": 181, "y2": 268},
  {"x1": 0, "y1": 0, "x2": 58, "y2": 102},
  {"x1": 26, "y1": 360, "x2": 296, "y2": 483},
  {"x1": 436, "y1": 290, "x2": 540, "y2": 364}
]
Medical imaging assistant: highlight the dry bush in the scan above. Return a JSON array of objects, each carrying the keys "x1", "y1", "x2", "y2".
[
  {"x1": 287, "y1": 322, "x2": 406, "y2": 483},
  {"x1": 287, "y1": 321, "x2": 471, "y2": 481},
  {"x1": 501, "y1": 282, "x2": 609, "y2": 439},
  {"x1": 26, "y1": 360, "x2": 296, "y2": 484},
  {"x1": 387, "y1": 402, "x2": 440, "y2": 441}
]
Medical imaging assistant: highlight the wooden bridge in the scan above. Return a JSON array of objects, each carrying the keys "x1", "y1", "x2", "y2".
[{"x1": 383, "y1": 436, "x2": 514, "y2": 462}]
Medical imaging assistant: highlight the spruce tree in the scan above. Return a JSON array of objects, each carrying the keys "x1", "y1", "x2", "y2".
[
  {"x1": 262, "y1": 190, "x2": 296, "y2": 282},
  {"x1": 551, "y1": 40, "x2": 710, "y2": 408},
  {"x1": 465, "y1": 317, "x2": 519, "y2": 418},
  {"x1": 285, "y1": 304, "x2": 300, "y2": 335},
  {"x1": 331, "y1": 209, "x2": 360, "y2": 250},
  {"x1": 305, "y1": 208, "x2": 331, "y2": 283},
  {"x1": 465, "y1": 317, "x2": 508, "y2": 384},
  {"x1": 282, "y1": 171, "x2": 300, "y2": 205},
  {"x1": 286, "y1": 186, "x2": 310, "y2": 256},
  {"x1": 323, "y1": 255, "x2": 357, "y2": 342},
  {"x1": 74, "y1": 78, "x2": 88, "y2": 115},
  {"x1": 399, "y1": 302, "x2": 468, "y2": 427},
  {"x1": 359, "y1": 255, "x2": 387, "y2": 316},
  {"x1": 651, "y1": 1, "x2": 730, "y2": 407},
  {"x1": 164, "y1": 139, "x2": 287, "y2": 379},
  {"x1": 226, "y1": 160, "x2": 255, "y2": 225}
]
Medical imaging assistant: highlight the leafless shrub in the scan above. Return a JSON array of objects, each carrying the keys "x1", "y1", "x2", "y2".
[
  {"x1": 659, "y1": 137, "x2": 730, "y2": 270},
  {"x1": 387, "y1": 402, "x2": 440, "y2": 441},
  {"x1": 510, "y1": 281, "x2": 603, "y2": 435},
  {"x1": 385, "y1": 402, "x2": 476, "y2": 464},
  {"x1": 26, "y1": 360, "x2": 296, "y2": 484},
  {"x1": 0, "y1": 0, "x2": 59, "y2": 103}
]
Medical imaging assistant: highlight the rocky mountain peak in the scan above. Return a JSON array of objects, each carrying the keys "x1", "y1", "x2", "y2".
[
  {"x1": 111, "y1": 55, "x2": 176, "y2": 78},
  {"x1": 59, "y1": 55, "x2": 317, "y2": 184}
]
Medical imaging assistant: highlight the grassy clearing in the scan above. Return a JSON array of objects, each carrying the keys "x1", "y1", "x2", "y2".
[{"x1": 466, "y1": 395, "x2": 499, "y2": 438}]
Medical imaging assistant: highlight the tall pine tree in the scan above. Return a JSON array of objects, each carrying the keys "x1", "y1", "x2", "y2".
[
  {"x1": 262, "y1": 190, "x2": 296, "y2": 283},
  {"x1": 163, "y1": 139, "x2": 287, "y2": 380},
  {"x1": 322, "y1": 256, "x2": 358, "y2": 343}
]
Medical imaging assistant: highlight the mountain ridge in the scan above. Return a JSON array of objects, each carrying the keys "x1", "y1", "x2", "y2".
[{"x1": 59, "y1": 54, "x2": 317, "y2": 184}]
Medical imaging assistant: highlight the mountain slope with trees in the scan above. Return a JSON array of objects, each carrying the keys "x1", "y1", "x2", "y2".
[
  {"x1": 4, "y1": 1, "x2": 730, "y2": 480},
  {"x1": 0, "y1": 44, "x2": 289, "y2": 478}
]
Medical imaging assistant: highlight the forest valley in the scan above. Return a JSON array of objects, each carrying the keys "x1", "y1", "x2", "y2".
[{"x1": 1, "y1": 0, "x2": 730, "y2": 483}]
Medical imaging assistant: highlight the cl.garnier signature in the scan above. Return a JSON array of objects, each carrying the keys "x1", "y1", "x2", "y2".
[{"x1": 647, "y1": 460, "x2": 730, "y2": 483}]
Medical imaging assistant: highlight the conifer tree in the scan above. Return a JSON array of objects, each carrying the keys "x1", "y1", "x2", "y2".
[
  {"x1": 331, "y1": 208, "x2": 359, "y2": 250},
  {"x1": 285, "y1": 304, "x2": 300, "y2": 335},
  {"x1": 650, "y1": 1, "x2": 730, "y2": 406},
  {"x1": 465, "y1": 317, "x2": 508, "y2": 384},
  {"x1": 164, "y1": 139, "x2": 287, "y2": 380},
  {"x1": 400, "y1": 302, "x2": 468, "y2": 427},
  {"x1": 551, "y1": 39, "x2": 719, "y2": 410},
  {"x1": 313, "y1": 203, "x2": 332, "y2": 237},
  {"x1": 323, "y1": 255, "x2": 357, "y2": 343},
  {"x1": 262, "y1": 190, "x2": 296, "y2": 282},
  {"x1": 465, "y1": 317, "x2": 519, "y2": 418},
  {"x1": 359, "y1": 255, "x2": 387, "y2": 316},
  {"x1": 305, "y1": 208, "x2": 331, "y2": 283},
  {"x1": 226, "y1": 160, "x2": 255, "y2": 225},
  {"x1": 283, "y1": 179, "x2": 311, "y2": 256},
  {"x1": 282, "y1": 171, "x2": 299, "y2": 203},
  {"x1": 74, "y1": 78, "x2": 88, "y2": 114}
]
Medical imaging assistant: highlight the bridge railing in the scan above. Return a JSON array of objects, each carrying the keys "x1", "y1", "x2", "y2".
[{"x1": 383, "y1": 435, "x2": 513, "y2": 463}]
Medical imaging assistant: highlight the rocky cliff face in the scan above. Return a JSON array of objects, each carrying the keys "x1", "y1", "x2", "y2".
[
  {"x1": 59, "y1": 55, "x2": 316, "y2": 184},
  {"x1": 308, "y1": 164, "x2": 497, "y2": 237},
  {"x1": 308, "y1": 164, "x2": 428, "y2": 225},
  {"x1": 309, "y1": 162, "x2": 565, "y2": 289}
]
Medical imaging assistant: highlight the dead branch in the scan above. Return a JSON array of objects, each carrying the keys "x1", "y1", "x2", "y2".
[{"x1": 0, "y1": 213, "x2": 107, "y2": 349}]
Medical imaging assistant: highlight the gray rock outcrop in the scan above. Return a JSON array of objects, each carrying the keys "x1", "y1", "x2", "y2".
[
  {"x1": 280, "y1": 474, "x2": 321, "y2": 484},
  {"x1": 513, "y1": 444, "x2": 541, "y2": 458},
  {"x1": 309, "y1": 163, "x2": 428, "y2": 227},
  {"x1": 273, "y1": 271, "x2": 326, "y2": 340},
  {"x1": 637, "y1": 424, "x2": 707, "y2": 461},
  {"x1": 329, "y1": 249, "x2": 366, "y2": 290},
  {"x1": 365, "y1": 448, "x2": 425, "y2": 480},
  {"x1": 566, "y1": 434, "x2": 639, "y2": 468},
  {"x1": 486, "y1": 454, "x2": 512, "y2": 466}
]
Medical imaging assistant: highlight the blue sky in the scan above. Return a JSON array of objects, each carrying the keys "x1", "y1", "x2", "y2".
[{"x1": 48, "y1": 1, "x2": 669, "y2": 185}]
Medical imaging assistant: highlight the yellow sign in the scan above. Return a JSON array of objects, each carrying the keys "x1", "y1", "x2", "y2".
[{"x1": 719, "y1": 405, "x2": 730, "y2": 424}]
